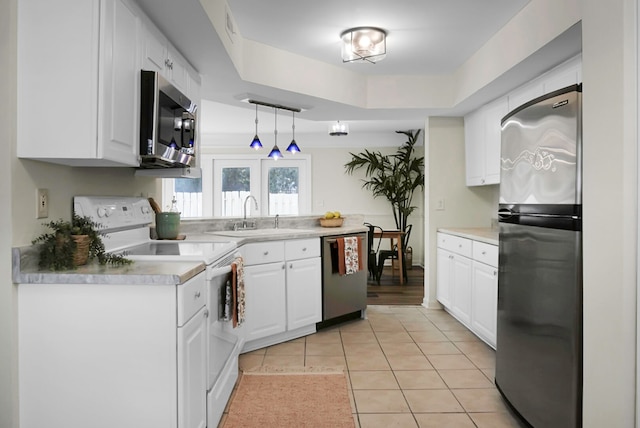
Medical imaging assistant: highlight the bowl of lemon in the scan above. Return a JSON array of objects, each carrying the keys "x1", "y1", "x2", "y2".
[{"x1": 319, "y1": 211, "x2": 344, "y2": 227}]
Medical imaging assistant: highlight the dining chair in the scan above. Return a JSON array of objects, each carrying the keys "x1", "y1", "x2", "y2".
[
  {"x1": 376, "y1": 224, "x2": 412, "y2": 284},
  {"x1": 364, "y1": 223, "x2": 383, "y2": 281}
]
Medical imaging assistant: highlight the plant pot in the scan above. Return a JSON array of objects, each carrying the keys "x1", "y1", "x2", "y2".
[
  {"x1": 71, "y1": 234, "x2": 90, "y2": 266},
  {"x1": 156, "y1": 212, "x2": 181, "y2": 239}
]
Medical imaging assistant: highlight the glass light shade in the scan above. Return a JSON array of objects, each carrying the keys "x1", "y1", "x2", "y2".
[
  {"x1": 268, "y1": 145, "x2": 283, "y2": 160},
  {"x1": 286, "y1": 139, "x2": 301, "y2": 153},
  {"x1": 329, "y1": 121, "x2": 349, "y2": 136},
  {"x1": 249, "y1": 134, "x2": 263, "y2": 149},
  {"x1": 341, "y1": 27, "x2": 387, "y2": 63}
]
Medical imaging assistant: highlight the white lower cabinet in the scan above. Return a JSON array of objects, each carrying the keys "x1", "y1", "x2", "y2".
[
  {"x1": 243, "y1": 261, "x2": 287, "y2": 342},
  {"x1": 177, "y1": 307, "x2": 207, "y2": 428},
  {"x1": 437, "y1": 232, "x2": 498, "y2": 348},
  {"x1": 286, "y1": 257, "x2": 322, "y2": 330}
]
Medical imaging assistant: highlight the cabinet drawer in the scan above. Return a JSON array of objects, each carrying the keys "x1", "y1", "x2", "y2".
[
  {"x1": 177, "y1": 273, "x2": 206, "y2": 326},
  {"x1": 437, "y1": 233, "x2": 472, "y2": 258},
  {"x1": 285, "y1": 238, "x2": 320, "y2": 261},
  {"x1": 242, "y1": 241, "x2": 285, "y2": 266},
  {"x1": 473, "y1": 241, "x2": 498, "y2": 267}
]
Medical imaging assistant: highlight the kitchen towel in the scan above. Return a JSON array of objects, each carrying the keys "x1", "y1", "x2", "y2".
[
  {"x1": 232, "y1": 256, "x2": 245, "y2": 328},
  {"x1": 337, "y1": 236, "x2": 363, "y2": 275}
]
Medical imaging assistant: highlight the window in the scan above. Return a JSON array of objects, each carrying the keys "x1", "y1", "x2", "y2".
[{"x1": 162, "y1": 154, "x2": 311, "y2": 217}]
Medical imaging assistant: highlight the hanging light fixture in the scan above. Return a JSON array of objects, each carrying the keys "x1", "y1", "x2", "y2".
[
  {"x1": 341, "y1": 27, "x2": 387, "y2": 63},
  {"x1": 329, "y1": 120, "x2": 349, "y2": 136},
  {"x1": 249, "y1": 104, "x2": 262, "y2": 149},
  {"x1": 286, "y1": 111, "x2": 301, "y2": 154},
  {"x1": 268, "y1": 108, "x2": 283, "y2": 160}
]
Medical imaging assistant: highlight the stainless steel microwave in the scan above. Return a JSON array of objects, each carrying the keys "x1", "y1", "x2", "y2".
[{"x1": 139, "y1": 70, "x2": 197, "y2": 168}]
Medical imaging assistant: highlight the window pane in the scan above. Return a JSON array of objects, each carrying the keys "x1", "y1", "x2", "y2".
[
  {"x1": 221, "y1": 167, "x2": 251, "y2": 216},
  {"x1": 173, "y1": 177, "x2": 202, "y2": 217},
  {"x1": 268, "y1": 167, "x2": 299, "y2": 215}
]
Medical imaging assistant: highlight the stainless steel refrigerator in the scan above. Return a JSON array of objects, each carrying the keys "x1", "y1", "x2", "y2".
[{"x1": 496, "y1": 84, "x2": 582, "y2": 428}]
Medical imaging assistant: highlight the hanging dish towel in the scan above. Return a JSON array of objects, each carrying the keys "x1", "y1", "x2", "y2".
[
  {"x1": 337, "y1": 236, "x2": 363, "y2": 275},
  {"x1": 231, "y1": 256, "x2": 246, "y2": 328}
]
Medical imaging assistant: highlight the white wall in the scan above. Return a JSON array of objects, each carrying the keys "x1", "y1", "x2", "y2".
[{"x1": 424, "y1": 117, "x2": 498, "y2": 308}]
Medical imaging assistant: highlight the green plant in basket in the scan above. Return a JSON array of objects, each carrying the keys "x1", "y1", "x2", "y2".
[{"x1": 32, "y1": 215, "x2": 133, "y2": 271}]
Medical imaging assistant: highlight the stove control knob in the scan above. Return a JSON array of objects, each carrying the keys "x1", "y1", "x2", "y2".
[
  {"x1": 97, "y1": 207, "x2": 107, "y2": 218},
  {"x1": 141, "y1": 206, "x2": 150, "y2": 214}
]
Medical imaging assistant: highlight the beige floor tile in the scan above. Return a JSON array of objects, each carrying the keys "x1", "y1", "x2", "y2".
[
  {"x1": 305, "y1": 341, "x2": 345, "y2": 356},
  {"x1": 481, "y1": 367, "x2": 495, "y2": 382},
  {"x1": 428, "y1": 354, "x2": 476, "y2": 370},
  {"x1": 443, "y1": 330, "x2": 482, "y2": 342},
  {"x1": 305, "y1": 330, "x2": 342, "y2": 344},
  {"x1": 454, "y1": 340, "x2": 494, "y2": 355},
  {"x1": 469, "y1": 412, "x2": 524, "y2": 428},
  {"x1": 394, "y1": 370, "x2": 448, "y2": 389},
  {"x1": 353, "y1": 413, "x2": 361, "y2": 428},
  {"x1": 386, "y1": 354, "x2": 433, "y2": 370},
  {"x1": 264, "y1": 341, "x2": 305, "y2": 355},
  {"x1": 452, "y1": 388, "x2": 509, "y2": 412},
  {"x1": 350, "y1": 370, "x2": 399, "y2": 390},
  {"x1": 341, "y1": 331, "x2": 379, "y2": 344},
  {"x1": 242, "y1": 347, "x2": 266, "y2": 355},
  {"x1": 438, "y1": 369, "x2": 495, "y2": 389},
  {"x1": 304, "y1": 355, "x2": 347, "y2": 369},
  {"x1": 417, "y1": 341, "x2": 462, "y2": 355},
  {"x1": 403, "y1": 389, "x2": 465, "y2": 413},
  {"x1": 261, "y1": 354, "x2": 304, "y2": 367},
  {"x1": 343, "y1": 342, "x2": 384, "y2": 356},
  {"x1": 375, "y1": 331, "x2": 414, "y2": 343},
  {"x1": 401, "y1": 321, "x2": 440, "y2": 332},
  {"x1": 346, "y1": 353, "x2": 391, "y2": 371},
  {"x1": 340, "y1": 320, "x2": 374, "y2": 332},
  {"x1": 358, "y1": 413, "x2": 419, "y2": 427},
  {"x1": 370, "y1": 322, "x2": 406, "y2": 332},
  {"x1": 381, "y1": 342, "x2": 424, "y2": 356},
  {"x1": 465, "y1": 352, "x2": 496, "y2": 369},
  {"x1": 353, "y1": 389, "x2": 411, "y2": 413},
  {"x1": 414, "y1": 413, "x2": 476, "y2": 428},
  {"x1": 407, "y1": 330, "x2": 450, "y2": 342},
  {"x1": 237, "y1": 353, "x2": 263, "y2": 370}
]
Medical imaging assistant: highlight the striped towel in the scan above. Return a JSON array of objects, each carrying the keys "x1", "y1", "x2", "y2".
[
  {"x1": 337, "y1": 236, "x2": 363, "y2": 275},
  {"x1": 232, "y1": 256, "x2": 245, "y2": 327}
]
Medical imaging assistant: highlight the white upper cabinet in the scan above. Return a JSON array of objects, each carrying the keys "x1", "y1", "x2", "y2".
[
  {"x1": 464, "y1": 97, "x2": 508, "y2": 186},
  {"x1": 17, "y1": 0, "x2": 142, "y2": 167}
]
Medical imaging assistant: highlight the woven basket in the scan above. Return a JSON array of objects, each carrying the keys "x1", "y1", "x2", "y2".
[
  {"x1": 71, "y1": 234, "x2": 90, "y2": 266},
  {"x1": 319, "y1": 217, "x2": 344, "y2": 227}
]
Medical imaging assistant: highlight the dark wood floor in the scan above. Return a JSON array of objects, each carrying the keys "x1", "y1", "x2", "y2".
[{"x1": 366, "y1": 265, "x2": 424, "y2": 306}]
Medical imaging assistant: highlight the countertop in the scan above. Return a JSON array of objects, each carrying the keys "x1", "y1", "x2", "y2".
[
  {"x1": 438, "y1": 227, "x2": 499, "y2": 245},
  {"x1": 13, "y1": 223, "x2": 367, "y2": 285}
]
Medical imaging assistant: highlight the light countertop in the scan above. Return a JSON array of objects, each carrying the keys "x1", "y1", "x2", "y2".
[{"x1": 438, "y1": 227, "x2": 499, "y2": 245}]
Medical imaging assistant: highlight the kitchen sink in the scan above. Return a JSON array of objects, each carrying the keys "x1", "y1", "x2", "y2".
[{"x1": 207, "y1": 228, "x2": 316, "y2": 237}]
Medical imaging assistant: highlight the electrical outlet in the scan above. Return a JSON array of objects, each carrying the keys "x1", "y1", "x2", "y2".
[{"x1": 36, "y1": 188, "x2": 49, "y2": 219}]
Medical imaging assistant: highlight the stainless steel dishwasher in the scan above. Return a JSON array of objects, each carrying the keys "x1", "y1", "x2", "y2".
[{"x1": 321, "y1": 233, "x2": 368, "y2": 321}]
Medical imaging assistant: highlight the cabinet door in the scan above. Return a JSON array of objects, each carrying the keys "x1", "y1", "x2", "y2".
[
  {"x1": 482, "y1": 98, "x2": 508, "y2": 185},
  {"x1": 464, "y1": 109, "x2": 485, "y2": 186},
  {"x1": 286, "y1": 257, "x2": 322, "y2": 330},
  {"x1": 177, "y1": 307, "x2": 207, "y2": 428},
  {"x1": 243, "y1": 262, "x2": 287, "y2": 342},
  {"x1": 167, "y1": 46, "x2": 189, "y2": 93},
  {"x1": 436, "y1": 248, "x2": 452, "y2": 308},
  {"x1": 471, "y1": 261, "x2": 498, "y2": 348},
  {"x1": 450, "y1": 254, "x2": 472, "y2": 326},
  {"x1": 142, "y1": 19, "x2": 168, "y2": 73}
]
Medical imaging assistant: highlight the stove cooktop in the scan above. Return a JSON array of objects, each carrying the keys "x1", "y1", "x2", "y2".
[{"x1": 120, "y1": 241, "x2": 237, "y2": 265}]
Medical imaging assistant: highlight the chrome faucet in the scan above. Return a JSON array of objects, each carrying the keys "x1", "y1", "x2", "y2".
[
  {"x1": 242, "y1": 195, "x2": 258, "y2": 229},
  {"x1": 275, "y1": 214, "x2": 279, "y2": 229}
]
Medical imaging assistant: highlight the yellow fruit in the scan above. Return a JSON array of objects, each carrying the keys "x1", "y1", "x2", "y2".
[
  {"x1": 333, "y1": 211, "x2": 341, "y2": 218},
  {"x1": 324, "y1": 211, "x2": 334, "y2": 219}
]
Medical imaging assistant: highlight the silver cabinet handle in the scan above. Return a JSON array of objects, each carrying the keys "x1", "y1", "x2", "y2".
[
  {"x1": 302, "y1": 247, "x2": 307, "y2": 251},
  {"x1": 194, "y1": 291, "x2": 201, "y2": 299},
  {"x1": 482, "y1": 251, "x2": 486, "y2": 255},
  {"x1": 263, "y1": 251, "x2": 269, "y2": 256},
  {"x1": 493, "y1": 270, "x2": 497, "y2": 276},
  {"x1": 204, "y1": 309, "x2": 209, "y2": 318},
  {"x1": 289, "y1": 263, "x2": 293, "y2": 269}
]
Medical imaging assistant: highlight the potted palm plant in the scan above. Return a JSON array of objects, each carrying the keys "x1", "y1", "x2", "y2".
[
  {"x1": 32, "y1": 214, "x2": 132, "y2": 271},
  {"x1": 344, "y1": 129, "x2": 425, "y2": 233}
]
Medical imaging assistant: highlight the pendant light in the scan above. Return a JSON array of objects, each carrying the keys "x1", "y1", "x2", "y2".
[
  {"x1": 286, "y1": 111, "x2": 301, "y2": 154},
  {"x1": 268, "y1": 108, "x2": 283, "y2": 160},
  {"x1": 249, "y1": 104, "x2": 262, "y2": 149}
]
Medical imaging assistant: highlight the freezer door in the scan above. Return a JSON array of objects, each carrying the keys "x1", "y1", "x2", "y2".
[
  {"x1": 500, "y1": 85, "x2": 581, "y2": 205},
  {"x1": 496, "y1": 222, "x2": 582, "y2": 428}
]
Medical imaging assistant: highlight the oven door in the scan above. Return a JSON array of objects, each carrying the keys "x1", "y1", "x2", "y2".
[{"x1": 206, "y1": 263, "x2": 244, "y2": 428}]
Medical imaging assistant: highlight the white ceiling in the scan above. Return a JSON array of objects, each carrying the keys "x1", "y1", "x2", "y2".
[{"x1": 135, "y1": 0, "x2": 581, "y2": 135}]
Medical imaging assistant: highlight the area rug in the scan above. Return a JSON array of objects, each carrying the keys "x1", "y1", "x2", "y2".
[{"x1": 221, "y1": 366, "x2": 354, "y2": 428}]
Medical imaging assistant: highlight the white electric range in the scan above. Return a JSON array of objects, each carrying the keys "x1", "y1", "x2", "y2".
[{"x1": 73, "y1": 196, "x2": 243, "y2": 428}]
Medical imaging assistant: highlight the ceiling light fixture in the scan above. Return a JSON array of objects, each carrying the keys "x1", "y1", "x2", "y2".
[
  {"x1": 249, "y1": 104, "x2": 262, "y2": 149},
  {"x1": 341, "y1": 27, "x2": 387, "y2": 63},
  {"x1": 268, "y1": 108, "x2": 283, "y2": 160},
  {"x1": 286, "y1": 111, "x2": 301, "y2": 154},
  {"x1": 329, "y1": 121, "x2": 349, "y2": 136}
]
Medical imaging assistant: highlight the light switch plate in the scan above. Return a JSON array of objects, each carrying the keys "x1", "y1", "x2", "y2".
[
  {"x1": 37, "y1": 188, "x2": 49, "y2": 219},
  {"x1": 436, "y1": 199, "x2": 445, "y2": 211}
]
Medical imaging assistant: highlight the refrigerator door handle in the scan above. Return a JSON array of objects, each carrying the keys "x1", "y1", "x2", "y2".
[{"x1": 498, "y1": 208, "x2": 514, "y2": 220}]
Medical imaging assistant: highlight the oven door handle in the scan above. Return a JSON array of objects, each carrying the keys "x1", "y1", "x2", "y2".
[{"x1": 207, "y1": 265, "x2": 232, "y2": 278}]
